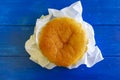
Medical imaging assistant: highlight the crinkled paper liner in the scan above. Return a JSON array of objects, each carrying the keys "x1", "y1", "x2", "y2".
[{"x1": 25, "y1": 1, "x2": 104, "y2": 69}]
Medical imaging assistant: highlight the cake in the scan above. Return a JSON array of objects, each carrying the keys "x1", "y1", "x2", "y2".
[
  {"x1": 25, "y1": 1, "x2": 103, "y2": 69},
  {"x1": 39, "y1": 17, "x2": 88, "y2": 67}
]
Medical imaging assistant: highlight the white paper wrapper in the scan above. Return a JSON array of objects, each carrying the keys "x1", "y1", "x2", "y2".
[{"x1": 25, "y1": 1, "x2": 104, "y2": 69}]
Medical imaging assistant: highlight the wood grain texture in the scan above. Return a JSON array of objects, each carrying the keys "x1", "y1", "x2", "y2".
[
  {"x1": 0, "y1": 0, "x2": 120, "y2": 80},
  {"x1": 0, "y1": 0, "x2": 120, "y2": 25},
  {"x1": 0, "y1": 57, "x2": 120, "y2": 80},
  {"x1": 0, "y1": 26, "x2": 34, "y2": 56}
]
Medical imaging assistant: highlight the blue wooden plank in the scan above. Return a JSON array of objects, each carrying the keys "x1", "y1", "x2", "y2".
[
  {"x1": 1, "y1": 0, "x2": 120, "y2": 8},
  {"x1": 0, "y1": 26, "x2": 120, "y2": 56},
  {"x1": 0, "y1": 0, "x2": 119, "y2": 80},
  {"x1": 0, "y1": 26, "x2": 34, "y2": 56},
  {"x1": 94, "y1": 26, "x2": 120, "y2": 56},
  {"x1": 0, "y1": 0, "x2": 120, "y2": 25},
  {"x1": 0, "y1": 0, "x2": 78, "y2": 25},
  {"x1": 0, "y1": 57, "x2": 120, "y2": 80},
  {"x1": 83, "y1": 8, "x2": 120, "y2": 25}
]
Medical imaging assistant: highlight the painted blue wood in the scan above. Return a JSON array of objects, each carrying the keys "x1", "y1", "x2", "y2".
[
  {"x1": 94, "y1": 26, "x2": 120, "y2": 56},
  {"x1": 0, "y1": 0, "x2": 120, "y2": 25},
  {"x1": 0, "y1": 26, "x2": 120, "y2": 56},
  {"x1": 0, "y1": 26, "x2": 34, "y2": 56},
  {"x1": 0, "y1": 57, "x2": 120, "y2": 80},
  {"x1": 0, "y1": 0, "x2": 120, "y2": 80}
]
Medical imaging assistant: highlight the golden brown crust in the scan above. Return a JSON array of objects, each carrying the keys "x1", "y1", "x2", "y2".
[{"x1": 39, "y1": 17, "x2": 87, "y2": 67}]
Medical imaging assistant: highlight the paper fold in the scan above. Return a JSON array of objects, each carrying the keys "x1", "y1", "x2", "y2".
[{"x1": 25, "y1": 1, "x2": 104, "y2": 69}]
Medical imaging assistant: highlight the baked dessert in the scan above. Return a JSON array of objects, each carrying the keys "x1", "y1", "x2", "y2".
[
  {"x1": 25, "y1": 1, "x2": 103, "y2": 69},
  {"x1": 39, "y1": 17, "x2": 88, "y2": 67}
]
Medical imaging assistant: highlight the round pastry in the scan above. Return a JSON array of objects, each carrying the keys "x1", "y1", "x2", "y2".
[{"x1": 38, "y1": 17, "x2": 88, "y2": 67}]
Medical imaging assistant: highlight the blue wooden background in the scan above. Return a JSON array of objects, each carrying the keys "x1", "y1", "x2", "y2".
[{"x1": 0, "y1": 0, "x2": 120, "y2": 80}]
